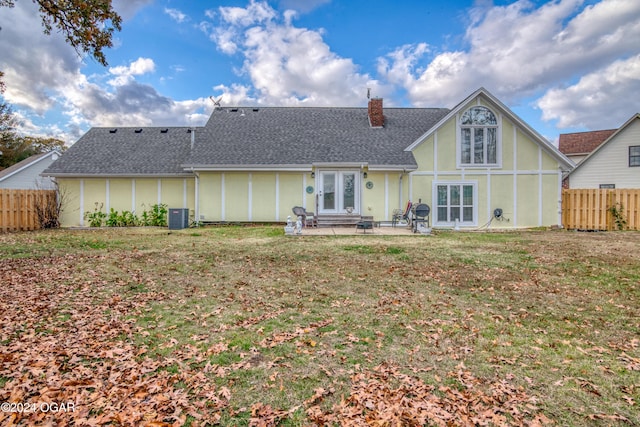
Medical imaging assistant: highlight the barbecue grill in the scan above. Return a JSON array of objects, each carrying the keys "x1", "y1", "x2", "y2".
[{"x1": 411, "y1": 203, "x2": 430, "y2": 233}]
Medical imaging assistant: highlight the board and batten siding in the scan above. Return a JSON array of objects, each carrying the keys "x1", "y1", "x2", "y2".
[
  {"x1": 56, "y1": 177, "x2": 195, "y2": 227},
  {"x1": 409, "y1": 98, "x2": 564, "y2": 228},
  {"x1": 197, "y1": 171, "x2": 316, "y2": 223},
  {"x1": 570, "y1": 118, "x2": 640, "y2": 189}
]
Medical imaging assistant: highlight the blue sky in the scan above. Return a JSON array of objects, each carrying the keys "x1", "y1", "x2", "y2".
[{"x1": 0, "y1": 0, "x2": 639, "y2": 145}]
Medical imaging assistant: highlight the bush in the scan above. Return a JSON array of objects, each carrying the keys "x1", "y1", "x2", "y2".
[
  {"x1": 84, "y1": 203, "x2": 107, "y2": 227},
  {"x1": 84, "y1": 203, "x2": 168, "y2": 227}
]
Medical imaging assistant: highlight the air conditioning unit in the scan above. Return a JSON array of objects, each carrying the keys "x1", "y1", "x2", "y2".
[{"x1": 168, "y1": 208, "x2": 189, "y2": 230}]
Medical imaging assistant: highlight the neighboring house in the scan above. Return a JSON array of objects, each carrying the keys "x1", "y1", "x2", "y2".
[
  {"x1": 559, "y1": 129, "x2": 616, "y2": 165},
  {"x1": 0, "y1": 151, "x2": 61, "y2": 190},
  {"x1": 44, "y1": 87, "x2": 573, "y2": 228},
  {"x1": 565, "y1": 113, "x2": 640, "y2": 189}
]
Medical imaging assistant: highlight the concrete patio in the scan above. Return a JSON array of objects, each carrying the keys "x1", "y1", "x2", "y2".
[{"x1": 295, "y1": 224, "x2": 431, "y2": 236}]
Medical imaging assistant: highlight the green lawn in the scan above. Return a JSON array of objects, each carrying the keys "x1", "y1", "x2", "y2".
[{"x1": 0, "y1": 227, "x2": 638, "y2": 426}]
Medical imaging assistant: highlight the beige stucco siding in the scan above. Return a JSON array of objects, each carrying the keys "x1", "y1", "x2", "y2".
[
  {"x1": 56, "y1": 177, "x2": 195, "y2": 227},
  {"x1": 84, "y1": 179, "x2": 107, "y2": 212},
  {"x1": 224, "y1": 173, "x2": 249, "y2": 221},
  {"x1": 199, "y1": 174, "x2": 222, "y2": 220},
  {"x1": 516, "y1": 175, "x2": 538, "y2": 226},
  {"x1": 57, "y1": 179, "x2": 81, "y2": 227},
  {"x1": 501, "y1": 120, "x2": 515, "y2": 170},
  {"x1": 491, "y1": 174, "x2": 514, "y2": 221},
  {"x1": 437, "y1": 121, "x2": 457, "y2": 171},
  {"x1": 198, "y1": 172, "x2": 308, "y2": 223},
  {"x1": 278, "y1": 173, "x2": 305, "y2": 220},
  {"x1": 134, "y1": 179, "x2": 158, "y2": 214},
  {"x1": 516, "y1": 129, "x2": 539, "y2": 170},
  {"x1": 251, "y1": 173, "x2": 276, "y2": 222},
  {"x1": 361, "y1": 172, "x2": 405, "y2": 221},
  {"x1": 108, "y1": 179, "x2": 132, "y2": 212}
]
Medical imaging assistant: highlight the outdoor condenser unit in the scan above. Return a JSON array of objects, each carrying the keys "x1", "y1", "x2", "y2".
[{"x1": 168, "y1": 208, "x2": 189, "y2": 230}]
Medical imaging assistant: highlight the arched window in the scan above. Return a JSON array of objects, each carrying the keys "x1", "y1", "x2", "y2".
[{"x1": 460, "y1": 106, "x2": 498, "y2": 166}]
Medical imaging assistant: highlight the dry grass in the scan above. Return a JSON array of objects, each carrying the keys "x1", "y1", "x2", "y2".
[{"x1": 0, "y1": 227, "x2": 639, "y2": 426}]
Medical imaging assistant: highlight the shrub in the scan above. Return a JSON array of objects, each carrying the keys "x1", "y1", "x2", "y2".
[{"x1": 84, "y1": 203, "x2": 107, "y2": 227}]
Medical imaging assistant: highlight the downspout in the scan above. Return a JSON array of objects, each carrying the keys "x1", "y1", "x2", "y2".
[
  {"x1": 190, "y1": 128, "x2": 199, "y2": 223},
  {"x1": 399, "y1": 170, "x2": 405, "y2": 209},
  {"x1": 192, "y1": 169, "x2": 200, "y2": 223}
]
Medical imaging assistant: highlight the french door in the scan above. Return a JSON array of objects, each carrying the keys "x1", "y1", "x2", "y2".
[{"x1": 318, "y1": 171, "x2": 359, "y2": 214}]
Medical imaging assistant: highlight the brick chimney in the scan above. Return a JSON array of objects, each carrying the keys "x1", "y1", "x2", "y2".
[{"x1": 368, "y1": 98, "x2": 384, "y2": 128}]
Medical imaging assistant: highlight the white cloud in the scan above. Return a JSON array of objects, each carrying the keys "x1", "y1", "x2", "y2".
[
  {"x1": 165, "y1": 8, "x2": 188, "y2": 24},
  {"x1": 0, "y1": 2, "x2": 210, "y2": 143},
  {"x1": 537, "y1": 54, "x2": 640, "y2": 129},
  {"x1": 206, "y1": 1, "x2": 386, "y2": 106},
  {"x1": 219, "y1": 0, "x2": 276, "y2": 27},
  {"x1": 378, "y1": 0, "x2": 640, "y2": 117},
  {"x1": 108, "y1": 57, "x2": 156, "y2": 86}
]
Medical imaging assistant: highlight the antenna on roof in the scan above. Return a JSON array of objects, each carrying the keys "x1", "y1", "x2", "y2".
[{"x1": 209, "y1": 96, "x2": 223, "y2": 109}]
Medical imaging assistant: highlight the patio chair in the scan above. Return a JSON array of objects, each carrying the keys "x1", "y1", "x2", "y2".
[
  {"x1": 392, "y1": 201, "x2": 412, "y2": 227},
  {"x1": 292, "y1": 206, "x2": 317, "y2": 227}
]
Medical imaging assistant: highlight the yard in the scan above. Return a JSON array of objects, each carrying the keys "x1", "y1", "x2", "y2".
[{"x1": 0, "y1": 227, "x2": 638, "y2": 426}]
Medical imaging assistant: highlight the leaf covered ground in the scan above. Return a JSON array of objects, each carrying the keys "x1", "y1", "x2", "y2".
[{"x1": 0, "y1": 227, "x2": 638, "y2": 426}]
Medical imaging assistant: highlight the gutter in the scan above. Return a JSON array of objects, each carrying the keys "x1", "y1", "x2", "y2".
[
  {"x1": 42, "y1": 173, "x2": 196, "y2": 178},
  {"x1": 182, "y1": 164, "x2": 313, "y2": 172}
]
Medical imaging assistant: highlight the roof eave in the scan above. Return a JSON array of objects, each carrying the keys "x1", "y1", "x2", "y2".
[
  {"x1": 183, "y1": 164, "x2": 313, "y2": 172},
  {"x1": 44, "y1": 172, "x2": 195, "y2": 178}
]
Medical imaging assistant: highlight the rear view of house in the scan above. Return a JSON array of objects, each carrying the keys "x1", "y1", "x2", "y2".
[{"x1": 44, "y1": 88, "x2": 573, "y2": 229}]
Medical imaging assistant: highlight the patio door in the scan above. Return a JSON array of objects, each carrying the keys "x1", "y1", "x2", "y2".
[{"x1": 318, "y1": 171, "x2": 359, "y2": 214}]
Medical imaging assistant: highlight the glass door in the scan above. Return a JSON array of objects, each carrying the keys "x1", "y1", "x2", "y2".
[
  {"x1": 320, "y1": 172, "x2": 337, "y2": 213},
  {"x1": 318, "y1": 171, "x2": 359, "y2": 214}
]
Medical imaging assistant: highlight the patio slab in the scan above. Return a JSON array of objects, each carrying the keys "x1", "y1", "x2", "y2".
[{"x1": 295, "y1": 225, "x2": 429, "y2": 236}]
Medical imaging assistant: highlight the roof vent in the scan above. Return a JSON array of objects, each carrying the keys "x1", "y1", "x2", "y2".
[
  {"x1": 160, "y1": 128, "x2": 168, "y2": 133},
  {"x1": 230, "y1": 108, "x2": 238, "y2": 112},
  {"x1": 109, "y1": 129, "x2": 117, "y2": 133},
  {"x1": 134, "y1": 128, "x2": 143, "y2": 133},
  {"x1": 252, "y1": 108, "x2": 259, "y2": 112},
  {"x1": 187, "y1": 129, "x2": 193, "y2": 133}
]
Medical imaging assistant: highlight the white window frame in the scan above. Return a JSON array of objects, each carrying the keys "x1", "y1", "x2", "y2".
[
  {"x1": 457, "y1": 106, "x2": 501, "y2": 169},
  {"x1": 432, "y1": 181, "x2": 478, "y2": 227}
]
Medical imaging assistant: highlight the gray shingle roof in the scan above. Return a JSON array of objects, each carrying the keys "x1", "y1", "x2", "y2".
[
  {"x1": 44, "y1": 107, "x2": 451, "y2": 176},
  {"x1": 187, "y1": 107, "x2": 450, "y2": 169},
  {"x1": 44, "y1": 127, "x2": 195, "y2": 176}
]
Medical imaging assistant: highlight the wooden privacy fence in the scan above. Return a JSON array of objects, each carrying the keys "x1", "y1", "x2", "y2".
[
  {"x1": 0, "y1": 189, "x2": 58, "y2": 232},
  {"x1": 562, "y1": 189, "x2": 640, "y2": 231}
]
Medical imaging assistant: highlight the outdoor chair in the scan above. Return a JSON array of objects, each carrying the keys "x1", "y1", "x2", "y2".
[
  {"x1": 292, "y1": 206, "x2": 317, "y2": 227},
  {"x1": 392, "y1": 201, "x2": 412, "y2": 227}
]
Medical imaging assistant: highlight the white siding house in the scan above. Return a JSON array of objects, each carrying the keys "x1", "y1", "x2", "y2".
[
  {"x1": 0, "y1": 151, "x2": 61, "y2": 190},
  {"x1": 568, "y1": 114, "x2": 640, "y2": 189}
]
